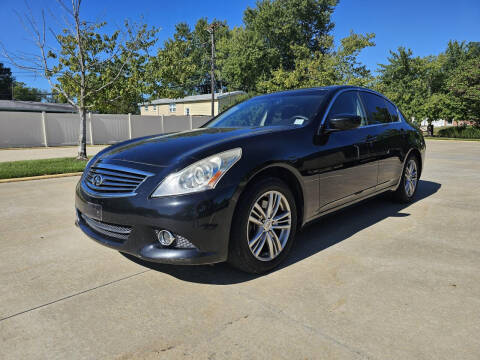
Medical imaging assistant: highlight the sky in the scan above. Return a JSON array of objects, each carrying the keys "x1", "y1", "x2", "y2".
[{"x1": 1, "y1": 0, "x2": 479, "y2": 91}]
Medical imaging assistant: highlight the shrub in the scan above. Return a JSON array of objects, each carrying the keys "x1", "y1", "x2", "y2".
[{"x1": 437, "y1": 126, "x2": 480, "y2": 139}]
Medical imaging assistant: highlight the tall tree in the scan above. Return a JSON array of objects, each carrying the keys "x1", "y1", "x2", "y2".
[
  {"x1": 243, "y1": 0, "x2": 337, "y2": 70},
  {"x1": 376, "y1": 47, "x2": 430, "y2": 121},
  {"x1": 218, "y1": 0, "x2": 339, "y2": 92},
  {"x1": 256, "y1": 32, "x2": 375, "y2": 93},
  {"x1": 2, "y1": 1, "x2": 157, "y2": 159},
  {"x1": 0, "y1": 63, "x2": 14, "y2": 100},
  {"x1": 446, "y1": 55, "x2": 480, "y2": 125},
  {"x1": 147, "y1": 18, "x2": 228, "y2": 99}
]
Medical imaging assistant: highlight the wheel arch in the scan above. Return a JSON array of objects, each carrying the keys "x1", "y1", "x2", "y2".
[
  {"x1": 409, "y1": 148, "x2": 423, "y2": 177},
  {"x1": 237, "y1": 164, "x2": 305, "y2": 230}
]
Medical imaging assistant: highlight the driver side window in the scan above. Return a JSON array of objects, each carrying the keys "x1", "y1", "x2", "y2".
[{"x1": 328, "y1": 91, "x2": 367, "y2": 127}]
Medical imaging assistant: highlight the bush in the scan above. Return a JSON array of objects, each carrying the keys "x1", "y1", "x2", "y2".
[{"x1": 437, "y1": 126, "x2": 480, "y2": 139}]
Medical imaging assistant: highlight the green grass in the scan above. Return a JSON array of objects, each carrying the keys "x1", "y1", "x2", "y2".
[
  {"x1": 437, "y1": 126, "x2": 480, "y2": 139},
  {"x1": 0, "y1": 157, "x2": 89, "y2": 179}
]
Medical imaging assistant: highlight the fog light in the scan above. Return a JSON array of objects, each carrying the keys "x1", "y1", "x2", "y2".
[{"x1": 156, "y1": 230, "x2": 176, "y2": 246}]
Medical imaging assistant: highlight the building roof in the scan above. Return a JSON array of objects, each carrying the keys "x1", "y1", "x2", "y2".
[
  {"x1": 0, "y1": 100, "x2": 75, "y2": 113},
  {"x1": 139, "y1": 91, "x2": 245, "y2": 106}
]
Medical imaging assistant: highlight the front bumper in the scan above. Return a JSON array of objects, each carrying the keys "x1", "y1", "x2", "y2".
[{"x1": 75, "y1": 178, "x2": 239, "y2": 265}]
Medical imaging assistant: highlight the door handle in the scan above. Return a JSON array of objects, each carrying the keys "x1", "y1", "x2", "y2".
[{"x1": 366, "y1": 135, "x2": 377, "y2": 143}]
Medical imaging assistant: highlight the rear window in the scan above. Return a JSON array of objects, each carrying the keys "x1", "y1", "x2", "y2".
[
  {"x1": 385, "y1": 100, "x2": 399, "y2": 122},
  {"x1": 360, "y1": 92, "x2": 391, "y2": 124}
]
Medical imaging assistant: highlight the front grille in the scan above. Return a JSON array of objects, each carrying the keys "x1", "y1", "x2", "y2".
[
  {"x1": 81, "y1": 214, "x2": 131, "y2": 240},
  {"x1": 82, "y1": 163, "x2": 152, "y2": 197}
]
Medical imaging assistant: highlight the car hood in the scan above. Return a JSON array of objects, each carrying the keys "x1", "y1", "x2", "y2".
[{"x1": 97, "y1": 127, "x2": 284, "y2": 167}]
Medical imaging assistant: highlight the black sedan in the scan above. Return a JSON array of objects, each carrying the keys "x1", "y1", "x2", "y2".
[{"x1": 75, "y1": 86, "x2": 425, "y2": 273}]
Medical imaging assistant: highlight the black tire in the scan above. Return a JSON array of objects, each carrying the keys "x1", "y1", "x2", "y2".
[
  {"x1": 392, "y1": 154, "x2": 420, "y2": 203},
  {"x1": 228, "y1": 177, "x2": 297, "y2": 274}
]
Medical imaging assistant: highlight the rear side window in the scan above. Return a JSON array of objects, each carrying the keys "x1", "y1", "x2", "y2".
[
  {"x1": 385, "y1": 100, "x2": 399, "y2": 122},
  {"x1": 328, "y1": 91, "x2": 367, "y2": 126},
  {"x1": 359, "y1": 92, "x2": 391, "y2": 124}
]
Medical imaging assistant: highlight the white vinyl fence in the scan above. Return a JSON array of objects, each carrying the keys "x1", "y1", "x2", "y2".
[{"x1": 0, "y1": 111, "x2": 212, "y2": 148}]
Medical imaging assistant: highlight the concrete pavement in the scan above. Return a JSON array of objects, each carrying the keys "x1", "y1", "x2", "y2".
[
  {"x1": 0, "y1": 145, "x2": 106, "y2": 162},
  {"x1": 0, "y1": 139, "x2": 479, "y2": 359}
]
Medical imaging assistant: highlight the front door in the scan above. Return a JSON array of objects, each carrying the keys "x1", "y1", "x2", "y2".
[{"x1": 317, "y1": 91, "x2": 378, "y2": 212}]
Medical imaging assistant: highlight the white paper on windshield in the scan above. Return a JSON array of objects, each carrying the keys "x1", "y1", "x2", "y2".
[{"x1": 293, "y1": 118, "x2": 304, "y2": 125}]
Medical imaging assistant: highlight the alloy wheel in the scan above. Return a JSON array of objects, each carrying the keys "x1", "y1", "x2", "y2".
[
  {"x1": 404, "y1": 159, "x2": 418, "y2": 197},
  {"x1": 247, "y1": 191, "x2": 292, "y2": 261}
]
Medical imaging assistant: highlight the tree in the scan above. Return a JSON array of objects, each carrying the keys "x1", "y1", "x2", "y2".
[
  {"x1": 216, "y1": 27, "x2": 278, "y2": 92},
  {"x1": 446, "y1": 56, "x2": 480, "y2": 125},
  {"x1": 147, "y1": 18, "x2": 228, "y2": 99},
  {"x1": 13, "y1": 82, "x2": 45, "y2": 101},
  {"x1": 376, "y1": 41, "x2": 480, "y2": 125},
  {"x1": 1, "y1": 1, "x2": 157, "y2": 159},
  {"x1": 242, "y1": 0, "x2": 337, "y2": 70},
  {"x1": 217, "y1": 0, "x2": 340, "y2": 92},
  {"x1": 0, "y1": 63, "x2": 14, "y2": 100},
  {"x1": 376, "y1": 47, "x2": 430, "y2": 121},
  {"x1": 256, "y1": 32, "x2": 375, "y2": 93}
]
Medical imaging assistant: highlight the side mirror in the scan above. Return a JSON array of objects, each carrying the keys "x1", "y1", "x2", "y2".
[{"x1": 328, "y1": 114, "x2": 362, "y2": 131}]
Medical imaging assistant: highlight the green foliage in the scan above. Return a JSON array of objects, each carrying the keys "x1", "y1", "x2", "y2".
[
  {"x1": 13, "y1": 82, "x2": 45, "y2": 102},
  {"x1": 147, "y1": 18, "x2": 228, "y2": 99},
  {"x1": 437, "y1": 126, "x2": 480, "y2": 139},
  {"x1": 257, "y1": 32, "x2": 375, "y2": 93},
  {"x1": 53, "y1": 20, "x2": 158, "y2": 114},
  {"x1": 217, "y1": 27, "x2": 277, "y2": 92},
  {"x1": 242, "y1": 0, "x2": 337, "y2": 70},
  {"x1": 376, "y1": 41, "x2": 480, "y2": 125},
  {"x1": 0, "y1": 63, "x2": 13, "y2": 100},
  {"x1": 446, "y1": 55, "x2": 480, "y2": 125}
]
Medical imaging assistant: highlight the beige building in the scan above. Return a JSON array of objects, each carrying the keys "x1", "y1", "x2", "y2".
[{"x1": 139, "y1": 91, "x2": 245, "y2": 116}]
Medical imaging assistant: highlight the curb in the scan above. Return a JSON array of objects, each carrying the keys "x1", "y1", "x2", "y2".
[
  {"x1": 425, "y1": 138, "x2": 480, "y2": 142},
  {"x1": 0, "y1": 172, "x2": 82, "y2": 184}
]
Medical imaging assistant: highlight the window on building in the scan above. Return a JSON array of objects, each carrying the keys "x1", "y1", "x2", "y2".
[
  {"x1": 153, "y1": 105, "x2": 156, "y2": 111},
  {"x1": 185, "y1": 108, "x2": 190, "y2": 115},
  {"x1": 169, "y1": 103, "x2": 176, "y2": 112},
  {"x1": 144, "y1": 105, "x2": 148, "y2": 111}
]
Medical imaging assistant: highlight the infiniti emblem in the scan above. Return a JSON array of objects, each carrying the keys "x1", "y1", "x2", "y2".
[{"x1": 92, "y1": 174, "x2": 104, "y2": 186}]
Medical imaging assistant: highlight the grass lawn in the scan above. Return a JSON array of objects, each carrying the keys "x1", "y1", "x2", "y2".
[{"x1": 0, "y1": 157, "x2": 89, "y2": 179}]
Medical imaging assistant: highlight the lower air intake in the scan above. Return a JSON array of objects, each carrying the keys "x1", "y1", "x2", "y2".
[{"x1": 81, "y1": 214, "x2": 131, "y2": 241}]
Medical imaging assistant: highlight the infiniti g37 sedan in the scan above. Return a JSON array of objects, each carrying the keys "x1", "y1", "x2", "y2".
[{"x1": 75, "y1": 86, "x2": 425, "y2": 273}]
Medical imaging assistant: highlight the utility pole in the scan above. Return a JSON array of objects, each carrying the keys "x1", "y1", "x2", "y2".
[{"x1": 206, "y1": 22, "x2": 223, "y2": 117}]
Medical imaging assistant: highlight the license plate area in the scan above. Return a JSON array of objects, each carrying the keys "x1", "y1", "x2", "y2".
[{"x1": 76, "y1": 199, "x2": 102, "y2": 221}]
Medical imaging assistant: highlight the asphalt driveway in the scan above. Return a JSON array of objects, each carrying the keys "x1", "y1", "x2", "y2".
[{"x1": 0, "y1": 140, "x2": 479, "y2": 359}]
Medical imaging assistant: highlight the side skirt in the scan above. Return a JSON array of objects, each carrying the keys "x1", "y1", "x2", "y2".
[{"x1": 301, "y1": 185, "x2": 397, "y2": 228}]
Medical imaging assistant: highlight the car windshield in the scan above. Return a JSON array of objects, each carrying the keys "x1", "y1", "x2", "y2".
[{"x1": 205, "y1": 91, "x2": 327, "y2": 128}]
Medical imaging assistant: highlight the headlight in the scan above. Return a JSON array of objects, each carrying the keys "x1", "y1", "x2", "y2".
[{"x1": 151, "y1": 148, "x2": 242, "y2": 197}]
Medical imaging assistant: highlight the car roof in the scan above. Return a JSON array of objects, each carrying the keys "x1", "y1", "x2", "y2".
[{"x1": 257, "y1": 85, "x2": 391, "y2": 103}]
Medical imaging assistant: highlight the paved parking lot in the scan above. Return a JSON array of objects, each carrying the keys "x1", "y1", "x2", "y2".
[{"x1": 1, "y1": 139, "x2": 479, "y2": 360}]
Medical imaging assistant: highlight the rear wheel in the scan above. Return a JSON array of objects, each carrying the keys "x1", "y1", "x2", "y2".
[
  {"x1": 228, "y1": 177, "x2": 297, "y2": 274},
  {"x1": 393, "y1": 154, "x2": 419, "y2": 203}
]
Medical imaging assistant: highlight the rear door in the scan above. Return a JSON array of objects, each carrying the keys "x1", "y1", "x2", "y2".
[
  {"x1": 358, "y1": 92, "x2": 404, "y2": 188},
  {"x1": 318, "y1": 90, "x2": 378, "y2": 211}
]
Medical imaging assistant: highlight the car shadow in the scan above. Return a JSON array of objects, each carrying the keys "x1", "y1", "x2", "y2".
[{"x1": 122, "y1": 180, "x2": 441, "y2": 285}]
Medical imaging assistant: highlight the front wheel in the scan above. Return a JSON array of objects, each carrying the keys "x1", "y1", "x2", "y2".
[
  {"x1": 393, "y1": 155, "x2": 420, "y2": 203},
  {"x1": 228, "y1": 177, "x2": 297, "y2": 274}
]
